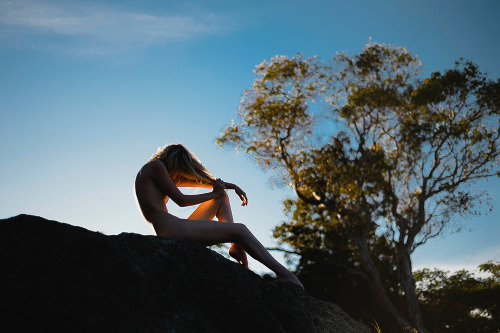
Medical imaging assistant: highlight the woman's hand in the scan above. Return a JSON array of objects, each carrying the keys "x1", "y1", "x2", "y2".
[
  {"x1": 234, "y1": 186, "x2": 248, "y2": 206},
  {"x1": 215, "y1": 180, "x2": 248, "y2": 206},
  {"x1": 212, "y1": 178, "x2": 226, "y2": 197}
]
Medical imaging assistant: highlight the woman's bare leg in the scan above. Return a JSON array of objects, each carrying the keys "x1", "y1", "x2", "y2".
[
  {"x1": 188, "y1": 193, "x2": 248, "y2": 267},
  {"x1": 154, "y1": 214, "x2": 303, "y2": 288}
]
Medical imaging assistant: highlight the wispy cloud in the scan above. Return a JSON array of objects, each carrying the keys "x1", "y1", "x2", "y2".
[
  {"x1": 0, "y1": 0, "x2": 227, "y2": 55},
  {"x1": 414, "y1": 244, "x2": 500, "y2": 277}
]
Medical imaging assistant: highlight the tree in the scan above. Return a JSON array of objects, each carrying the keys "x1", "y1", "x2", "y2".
[
  {"x1": 281, "y1": 210, "x2": 405, "y2": 332},
  {"x1": 216, "y1": 42, "x2": 500, "y2": 332},
  {"x1": 414, "y1": 261, "x2": 500, "y2": 332}
]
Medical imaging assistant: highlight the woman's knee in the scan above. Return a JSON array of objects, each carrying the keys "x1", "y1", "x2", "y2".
[
  {"x1": 232, "y1": 223, "x2": 249, "y2": 243},
  {"x1": 212, "y1": 191, "x2": 229, "y2": 205},
  {"x1": 216, "y1": 192, "x2": 231, "y2": 211},
  {"x1": 220, "y1": 191, "x2": 230, "y2": 204}
]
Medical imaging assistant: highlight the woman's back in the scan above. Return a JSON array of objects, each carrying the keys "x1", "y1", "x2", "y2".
[{"x1": 135, "y1": 161, "x2": 170, "y2": 222}]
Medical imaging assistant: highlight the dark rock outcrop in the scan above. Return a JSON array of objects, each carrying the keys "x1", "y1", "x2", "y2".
[{"x1": 0, "y1": 214, "x2": 370, "y2": 333}]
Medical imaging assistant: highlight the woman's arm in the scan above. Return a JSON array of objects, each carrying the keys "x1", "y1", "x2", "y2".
[
  {"x1": 174, "y1": 176, "x2": 248, "y2": 206},
  {"x1": 175, "y1": 176, "x2": 248, "y2": 206},
  {"x1": 221, "y1": 181, "x2": 248, "y2": 206},
  {"x1": 148, "y1": 161, "x2": 225, "y2": 207},
  {"x1": 175, "y1": 176, "x2": 213, "y2": 188}
]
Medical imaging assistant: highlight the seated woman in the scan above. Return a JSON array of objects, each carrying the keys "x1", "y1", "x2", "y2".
[{"x1": 135, "y1": 144, "x2": 303, "y2": 288}]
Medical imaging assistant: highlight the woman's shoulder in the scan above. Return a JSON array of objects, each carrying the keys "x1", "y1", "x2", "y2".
[
  {"x1": 139, "y1": 160, "x2": 167, "y2": 176},
  {"x1": 145, "y1": 159, "x2": 164, "y2": 168}
]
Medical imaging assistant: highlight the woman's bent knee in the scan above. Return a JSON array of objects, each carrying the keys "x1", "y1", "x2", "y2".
[
  {"x1": 214, "y1": 191, "x2": 229, "y2": 207},
  {"x1": 232, "y1": 223, "x2": 249, "y2": 243},
  {"x1": 220, "y1": 191, "x2": 230, "y2": 204}
]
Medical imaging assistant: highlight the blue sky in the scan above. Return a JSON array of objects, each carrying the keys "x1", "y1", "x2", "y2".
[{"x1": 1, "y1": 0, "x2": 499, "y2": 275}]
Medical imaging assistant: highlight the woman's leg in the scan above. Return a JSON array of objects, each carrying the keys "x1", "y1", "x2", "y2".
[
  {"x1": 188, "y1": 193, "x2": 248, "y2": 267},
  {"x1": 156, "y1": 215, "x2": 302, "y2": 288},
  {"x1": 188, "y1": 193, "x2": 233, "y2": 221}
]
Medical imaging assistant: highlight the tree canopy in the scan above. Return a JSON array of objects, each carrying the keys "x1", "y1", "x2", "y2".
[{"x1": 217, "y1": 42, "x2": 500, "y2": 332}]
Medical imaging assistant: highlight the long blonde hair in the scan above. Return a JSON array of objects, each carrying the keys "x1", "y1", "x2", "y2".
[{"x1": 149, "y1": 144, "x2": 216, "y2": 185}]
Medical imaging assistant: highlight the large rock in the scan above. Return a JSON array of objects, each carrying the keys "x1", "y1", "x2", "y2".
[{"x1": 0, "y1": 214, "x2": 370, "y2": 333}]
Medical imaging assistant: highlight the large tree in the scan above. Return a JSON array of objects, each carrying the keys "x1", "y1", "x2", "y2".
[{"x1": 216, "y1": 42, "x2": 500, "y2": 332}]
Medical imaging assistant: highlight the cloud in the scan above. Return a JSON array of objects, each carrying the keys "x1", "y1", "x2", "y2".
[
  {"x1": 413, "y1": 244, "x2": 500, "y2": 278},
  {"x1": 0, "y1": 0, "x2": 226, "y2": 55}
]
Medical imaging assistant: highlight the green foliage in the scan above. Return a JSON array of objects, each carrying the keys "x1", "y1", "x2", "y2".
[
  {"x1": 216, "y1": 54, "x2": 324, "y2": 171},
  {"x1": 414, "y1": 261, "x2": 500, "y2": 333},
  {"x1": 217, "y1": 41, "x2": 500, "y2": 331}
]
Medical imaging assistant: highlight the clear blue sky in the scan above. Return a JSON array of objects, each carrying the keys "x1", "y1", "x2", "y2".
[{"x1": 1, "y1": 0, "x2": 499, "y2": 275}]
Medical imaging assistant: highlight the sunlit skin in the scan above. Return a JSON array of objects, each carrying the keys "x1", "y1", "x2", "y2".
[{"x1": 135, "y1": 158, "x2": 303, "y2": 288}]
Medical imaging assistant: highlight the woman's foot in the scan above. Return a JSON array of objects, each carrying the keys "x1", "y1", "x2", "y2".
[
  {"x1": 229, "y1": 243, "x2": 248, "y2": 268},
  {"x1": 277, "y1": 271, "x2": 304, "y2": 289}
]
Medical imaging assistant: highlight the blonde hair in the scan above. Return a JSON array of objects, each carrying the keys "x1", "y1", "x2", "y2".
[{"x1": 149, "y1": 144, "x2": 216, "y2": 185}]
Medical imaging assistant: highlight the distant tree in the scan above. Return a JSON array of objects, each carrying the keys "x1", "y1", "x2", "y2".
[
  {"x1": 217, "y1": 42, "x2": 500, "y2": 332},
  {"x1": 414, "y1": 261, "x2": 500, "y2": 332}
]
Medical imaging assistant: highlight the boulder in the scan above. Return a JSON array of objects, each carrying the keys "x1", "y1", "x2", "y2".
[{"x1": 0, "y1": 214, "x2": 370, "y2": 333}]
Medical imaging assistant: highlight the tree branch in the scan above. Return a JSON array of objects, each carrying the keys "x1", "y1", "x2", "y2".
[{"x1": 266, "y1": 247, "x2": 301, "y2": 256}]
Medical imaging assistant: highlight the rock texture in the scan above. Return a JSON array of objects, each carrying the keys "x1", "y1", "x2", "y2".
[{"x1": 0, "y1": 214, "x2": 370, "y2": 333}]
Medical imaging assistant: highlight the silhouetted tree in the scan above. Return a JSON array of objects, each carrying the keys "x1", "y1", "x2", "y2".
[
  {"x1": 414, "y1": 261, "x2": 500, "y2": 332},
  {"x1": 217, "y1": 42, "x2": 500, "y2": 332},
  {"x1": 284, "y1": 215, "x2": 404, "y2": 332}
]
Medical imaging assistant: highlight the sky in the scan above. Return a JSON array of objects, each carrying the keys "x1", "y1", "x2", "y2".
[{"x1": 1, "y1": 0, "x2": 499, "y2": 276}]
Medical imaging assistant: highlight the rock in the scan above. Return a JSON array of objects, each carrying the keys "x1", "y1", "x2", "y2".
[{"x1": 0, "y1": 214, "x2": 370, "y2": 333}]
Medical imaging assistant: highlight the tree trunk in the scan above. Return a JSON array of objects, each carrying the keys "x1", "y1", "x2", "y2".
[
  {"x1": 354, "y1": 237, "x2": 415, "y2": 331},
  {"x1": 397, "y1": 244, "x2": 427, "y2": 333}
]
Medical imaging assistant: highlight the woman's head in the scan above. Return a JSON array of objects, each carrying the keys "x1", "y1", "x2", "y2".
[{"x1": 149, "y1": 144, "x2": 215, "y2": 185}]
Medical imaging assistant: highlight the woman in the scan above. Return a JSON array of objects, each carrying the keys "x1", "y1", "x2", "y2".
[{"x1": 135, "y1": 144, "x2": 303, "y2": 288}]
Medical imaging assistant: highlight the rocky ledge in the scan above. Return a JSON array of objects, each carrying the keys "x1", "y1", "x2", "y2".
[{"x1": 0, "y1": 214, "x2": 369, "y2": 333}]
